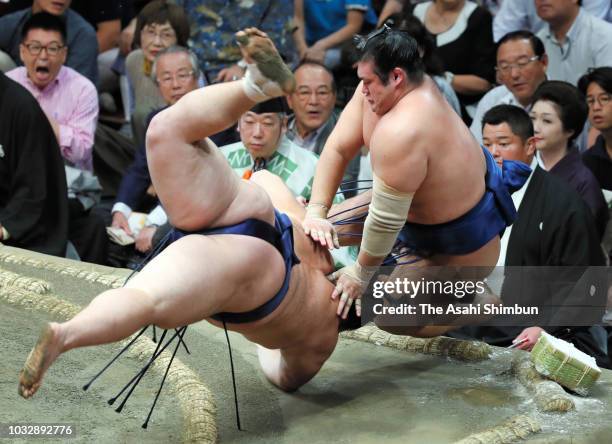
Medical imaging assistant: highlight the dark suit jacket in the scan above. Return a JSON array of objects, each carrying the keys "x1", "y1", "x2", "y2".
[
  {"x1": 0, "y1": 73, "x2": 69, "y2": 256},
  {"x1": 452, "y1": 167, "x2": 609, "y2": 366},
  {"x1": 115, "y1": 109, "x2": 163, "y2": 210}
]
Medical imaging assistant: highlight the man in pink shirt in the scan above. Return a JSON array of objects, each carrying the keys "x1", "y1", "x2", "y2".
[{"x1": 7, "y1": 12, "x2": 107, "y2": 264}]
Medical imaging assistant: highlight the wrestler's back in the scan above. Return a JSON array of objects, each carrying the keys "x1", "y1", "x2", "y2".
[{"x1": 365, "y1": 76, "x2": 486, "y2": 225}]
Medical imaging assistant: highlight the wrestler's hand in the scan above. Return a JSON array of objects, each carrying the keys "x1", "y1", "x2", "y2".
[
  {"x1": 328, "y1": 262, "x2": 377, "y2": 319},
  {"x1": 135, "y1": 226, "x2": 157, "y2": 253},
  {"x1": 302, "y1": 203, "x2": 339, "y2": 249},
  {"x1": 512, "y1": 326, "x2": 544, "y2": 351}
]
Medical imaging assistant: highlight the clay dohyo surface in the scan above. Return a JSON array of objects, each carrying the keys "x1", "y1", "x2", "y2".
[{"x1": 1, "y1": 245, "x2": 612, "y2": 443}]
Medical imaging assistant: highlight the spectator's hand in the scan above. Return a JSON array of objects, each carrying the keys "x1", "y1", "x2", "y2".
[
  {"x1": 512, "y1": 326, "x2": 544, "y2": 351},
  {"x1": 119, "y1": 18, "x2": 136, "y2": 56},
  {"x1": 135, "y1": 226, "x2": 157, "y2": 253},
  {"x1": 111, "y1": 211, "x2": 133, "y2": 236},
  {"x1": 215, "y1": 64, "x2": 246, "y2": 83},
  {"x1": 303, "y1": 43, "x2": 326, "y2": 64},
  {"x1": 302, "y1": 204, "x2": 339, "y2": 249}
]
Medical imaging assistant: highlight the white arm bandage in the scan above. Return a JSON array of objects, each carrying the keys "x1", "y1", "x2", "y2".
[{"x1": 361, "y1": 174, "x2": 414, "y2": 258}]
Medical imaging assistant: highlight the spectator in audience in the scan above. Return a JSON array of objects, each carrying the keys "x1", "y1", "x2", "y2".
[
  {"x1": 71, "y1": 0, "x2": 121, "y2": 54},
  {"x1": 7, "y1": 12, "x2": 107, "y2": 264},
  {"x1": 406, "y1": 0, "x2": 496, "y2": 122},
  {"x1": 0, "y1": 0, "x2": 98, "y2": 84},
  {"x1": 126, "y1": 0, "x2": 189, "y2": 149},
  {"x1": 530, "y1": 80, "x2": 608, "y2": 238},
  {"x1": 0, "y1": 71, "x2": 69, "y2": 257},
  {"x1": 536, "y1": 0, "x2": 612, "y2": 86},
  {"x1": 293, "y1": 0, "x2": 377, "y2": 69},
  {"x1": 452, "y1": 104, "x2": 608, "y2": 366},
  {"x1": 493, "y1": 0, "x2": 612, "y2": 42},
  {"x1": 111, "y1": 45, "x2": 200, "y2": 255},
  {"x1": 286, "y1": 62, "x2": 361, "y2": 194},
  {"x1": 578, "y1": 67, "x2": 612, "y2": 191},
  {"x1": 387, "y1": 13, "x2": 461, "y2": 114},
  {"x1": 578, "y1": 66, "x2": 612, "y2": 259},
  {"x1": 222, "y1": 98, "x2": 322, "y2": 201},
  {"x1": 470, "y1": 31, "x2": 548, "y2": 143},
  {"x1": 171, "y1": 0, "x2": 295, "y2": 83},
  {"x1": 70, "y1": 0, "x2": 122, "y2": 96},
  {"x1": 221, "y1": 97, "x2": 352, "y2": 268}
]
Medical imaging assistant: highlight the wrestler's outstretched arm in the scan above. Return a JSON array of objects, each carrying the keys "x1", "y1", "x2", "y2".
[
  {"x1": 302, "y1": 85, "x2": 366, "y2": 249},
  {"x1": 331, "y1": 120, "x2": 428, "y2": 318}
]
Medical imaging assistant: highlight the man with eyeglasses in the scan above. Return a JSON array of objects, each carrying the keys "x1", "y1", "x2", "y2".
[
  {"x1": 470, "y1": 31, "x2": 549, "y2": 144},
  {"x1": 0, "y1": 0, "x2": 97, "y2": 85},
  {"x1": 7, "y1": 12, "x2": 107, "y2": 265},
  {"x1": 111, "y1": 46, "x2": 201, "y2": 257},
  {"x1": 286, "y1": 61, "x2": 361, "y2": 197}
]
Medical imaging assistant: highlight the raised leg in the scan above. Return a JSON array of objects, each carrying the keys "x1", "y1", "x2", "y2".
[{"x1": 145, "y1": 28, "x2": 295, "y2": 231}]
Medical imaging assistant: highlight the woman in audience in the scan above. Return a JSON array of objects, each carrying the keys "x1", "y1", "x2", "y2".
[
  {"x1": 530, "y1": 80, "x2": 609, "y2": 239},
  {"x1": 293, "y1": 0, "x2": 377, "y2": 69},
  {"x1": 405, "y1": 0, "x2": 495, "y2": 123},
  {"x1": 386, "y1": 13, "x2": 461, "y2": 115},
  {"x1": 125, "y1": 0, "x2": 189, "y2": 147}
]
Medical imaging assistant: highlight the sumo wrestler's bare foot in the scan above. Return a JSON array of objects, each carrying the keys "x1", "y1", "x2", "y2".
[
  {"x1": 236, "y1": 27, "x2": 295, "y2": 97},
  {"x1": 18, "y1": 323, "x2": 63, "y2": 399}
]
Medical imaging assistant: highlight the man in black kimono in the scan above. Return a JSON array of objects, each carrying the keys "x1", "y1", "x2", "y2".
[
  {"x1": 450, "y1": 104, "x2": 609, "y2": 367},
  {"x1": 0, "y1": 72, "x2": 68, "y2": 257}
]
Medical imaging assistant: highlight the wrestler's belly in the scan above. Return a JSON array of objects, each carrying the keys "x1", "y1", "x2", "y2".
[{"x1": 209, "y1": 264, "x2": 339, "y2": 351}]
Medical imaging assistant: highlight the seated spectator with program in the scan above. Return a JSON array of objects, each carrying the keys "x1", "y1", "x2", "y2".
[{"x1": 111, "y1": 45, "x2": 201, "y2": 257}]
